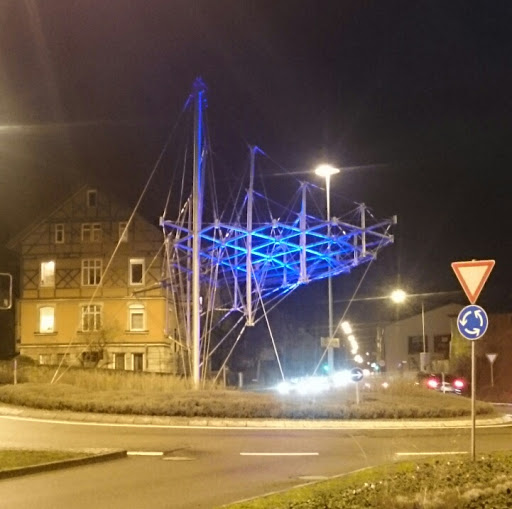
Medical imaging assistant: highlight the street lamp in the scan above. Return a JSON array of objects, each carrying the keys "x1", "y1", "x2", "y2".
[
  {"x1": 315, "y1": 164, "x2": 340, "y2": 372},
  {"x1": 391, "y1": 289, "x2": 427, "y2": 370}
]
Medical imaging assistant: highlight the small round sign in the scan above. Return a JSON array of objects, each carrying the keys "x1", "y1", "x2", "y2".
[
  {"x1": 457, "y1": 304, "x2": 488, "y2": 341},
  {"x1": 350, "y1": 367, "x2": 364, "y2": 382}
]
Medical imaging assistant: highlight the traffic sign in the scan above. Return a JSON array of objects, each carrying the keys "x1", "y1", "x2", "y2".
[
  {"x1": 350, "y1": 367, "x2": 363, "y2": 382},
  {"x1": 451, "y1": 260, "x2": 495, "y2": 304},
  {"x1": 486, "y1": 353, "x2": 497, "y2": 364},
  {"x1": 457, "y1": 305, "x2": 488, "y2": 340},
  {"x1": 486, "y1": 353, "x2": 498, "y2": 387},
  {"x1": 321, "y1": 337, "x2": 340, "y2": 348}
]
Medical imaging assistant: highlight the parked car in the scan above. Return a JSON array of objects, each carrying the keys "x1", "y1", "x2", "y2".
[{"x1": 416, "y1": 372, "x2": 469, "y2": 395}]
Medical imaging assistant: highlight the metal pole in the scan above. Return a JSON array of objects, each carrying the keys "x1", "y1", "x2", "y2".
[
  {"x1": 299, "y1": 184, "x2": 307, "y2": 283},
  {"x1": 192, "y1": 79, "x2": 206, "y2": 389},
  {"x1": 471, "y1": 340, "x2": 476, "y2": 461},
  {"x1": 326, "y1": 175, "x2": 334, "y2": 372},
  {"x1": 421, "y1": 301, "x2": 426, "y2": 354},
  {"x1": 246, "y1": 147, "x2": 255, "y2": 326}
]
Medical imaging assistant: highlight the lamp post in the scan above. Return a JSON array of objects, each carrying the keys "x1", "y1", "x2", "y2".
[
  {"x1": 336, "y1": 289, "x2": 462, "y2": 373},
  {"x1": 390, "y1": 289, "x2": 427, "y2": 371},
  {"x1": 315, "y1": 164, "x2": 340, "y2": 373}
]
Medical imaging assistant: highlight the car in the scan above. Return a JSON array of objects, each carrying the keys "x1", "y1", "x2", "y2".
[{"x1": 416, "y1": 372, "x2": 469, "y2": 395}]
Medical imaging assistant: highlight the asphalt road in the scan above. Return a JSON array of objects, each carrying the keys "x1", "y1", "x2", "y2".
[{"x1": 0, "y1": 413, "x2": 510, "y2": 508}]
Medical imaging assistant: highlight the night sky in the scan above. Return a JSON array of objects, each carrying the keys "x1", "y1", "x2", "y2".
[{"x1": 2, "y1": 1, "x2": 512, "y2": 326}]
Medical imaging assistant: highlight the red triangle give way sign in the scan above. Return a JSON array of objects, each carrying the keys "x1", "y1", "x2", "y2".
[{"x1": 451, "y1": 260, "x2": 495, "y2": 304}]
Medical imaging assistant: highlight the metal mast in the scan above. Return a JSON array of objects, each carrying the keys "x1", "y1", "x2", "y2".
[
  {"x1": 192, "y1": 78, "x2": 206, "y2": 389},
  {"x1": 246, "y1": 146, "x2": 257, "y2": 326}
]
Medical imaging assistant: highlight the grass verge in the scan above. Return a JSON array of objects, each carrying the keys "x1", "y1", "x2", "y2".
[
  {"x1": 0, "y1": 449, "x2": 89, "y2": 472},
  {"x1": 222, "y1": 452, "x2": 512, "y2": 509},
  {"x1": 0, "y1": 380, "x2": 496, "y2": 419},
  {"x1": 0, "y1": 364, "x2": 497, "y2": 420}
]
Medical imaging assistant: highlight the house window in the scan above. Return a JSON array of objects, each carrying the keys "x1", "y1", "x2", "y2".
[
  {"x1": 114, "y1": 353, "x2": 126, "y2": 370},
  {"x1": 133, "y1": 353, "x2": 144, "y2": 372},
  {"x1": 129, "y1": 258, "x2": 144, "y2": 285},
  {"x1": 39, "y1": 306, "x2": 55, "y2": 333},
  {"x1": 408, "y1": 335, "x2": 426, "y2": 354},
  {"x1": 81, "y1": 223, "x2": 101, "y2": 242},
  {"x1": 82, "y1": 351, "x2": 102, "y2": 364},
  {"x1": 82, "y1": 259, "x2": 102, "y2": 286},
  {"x1": 434, "y1": 334, "x2": 451, "y2": 359},
  {"x1": 119, "y1": 222, "x2": 129, "y2": 242},
  {"x1": 129, "y1": 304, "x2": 145, "y2": 331},
  {"x1": 39, "y1": 354, "x2": 51, "y2": 365},
  {"x1": 40, "y1": 261, "x2": 55, "y2": 287},
  {"x1": 55, "y1": 224, "x2": 64, "y2": 244},
  {"x1": 81, "y1": 304, "x2": 102, "y2": 331},
  {"x1": 87, "y1": 189, "x2": 97, "y2": 208}
]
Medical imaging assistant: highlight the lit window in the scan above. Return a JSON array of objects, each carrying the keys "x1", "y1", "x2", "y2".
[
  {"x1": 39, "y1": 354, "x2": 51, "y2": 365},
  {"x1": 55, "y1": 224, "x2": 64, "y2": 244},
  {"x1": 40, "y1": 261, "x2": 55, "y2": 287},
  {"x1": 39, "y1": 306, "x2": 55, "y2": 333},
  {"x1": 129, "y1": 303, "x2": 145, "y2": 331},
  {"x1": 81, "y1": 223, "x2": 101, "y2": 242},
  {"x1": 133, "y1": 353, "x2": 144, "y2": 372},
  {"x1": 81, "y1": 304, "x2": 102, "y2": 332},
  {"x1": 87, "y1": 189, "x2": 97, "y2": 208},
  {"x1": 129, "y1": 258, "x2": 144, "y2": 285},
  {"x1": 82, "y1": 259, "x2": 102, "y2": 286},
  {"x1": 119, "y1": 222, "x2": 129, "y2": 242}
]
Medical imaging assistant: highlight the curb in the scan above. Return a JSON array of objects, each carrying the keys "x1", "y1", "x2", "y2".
[
  {"x1": 0, "y1": 449, "x2": 127, "y2": 480},
  {"x1": 0, "y1": 403, "x2": 510, "y2": 429}
]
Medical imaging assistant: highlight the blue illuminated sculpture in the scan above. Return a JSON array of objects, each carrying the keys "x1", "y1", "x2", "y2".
[{"x1": 160, "y1": 79, "x2": 395, "y2": 387}]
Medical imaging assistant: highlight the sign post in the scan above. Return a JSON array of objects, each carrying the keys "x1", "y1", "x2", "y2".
[
  {"x1": 452, "y1": 259, "x2": 495, "y2": 461},
  {"x1": 350, "y1": 367, "x2": 363, "y2": 405},
  {"x1": 486, "y1": 353, "x2": 498, "y2": 387}
]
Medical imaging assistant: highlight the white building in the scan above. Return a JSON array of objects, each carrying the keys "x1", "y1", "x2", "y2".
[{"x1": 382, "y1": 303, "x2": 462, "y2": 374}]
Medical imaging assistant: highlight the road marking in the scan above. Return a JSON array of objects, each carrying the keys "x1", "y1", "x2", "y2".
[
  {"x1": 127, "y1": 451, "x2": 164, "y2": 456},
  {"x1": 240, "y1": 452, "x2": 319, "y2": 456},
  {"x1": 396, "y1": 451, "x2": 468, "y2": 457}
]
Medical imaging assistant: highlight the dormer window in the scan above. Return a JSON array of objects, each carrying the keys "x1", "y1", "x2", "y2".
[
  {"x1": 119, "y1": 222, "x2": 129, "y2": 242},
  {"x1": 55, "y1": 224, "x2": 64, "y2": 244},
  {"x1": 87, "y1": 189, "x2": 97, "y2": 208}
]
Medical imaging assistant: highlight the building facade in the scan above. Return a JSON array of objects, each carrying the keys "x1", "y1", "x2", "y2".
[
  {"x1": 8, "y1": 186, "x2": 183, "y2": 373},
  {"x1": 382, "y1": 303, "x2": 462, "y2": 374}
]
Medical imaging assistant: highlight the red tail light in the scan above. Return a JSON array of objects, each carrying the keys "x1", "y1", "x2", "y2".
[
  {"x1": 427, "y1": 378, "x2": 439, "y2": 389},
  {"x1": 453, "y1": 379, "x2": 465, "y2": 389}
]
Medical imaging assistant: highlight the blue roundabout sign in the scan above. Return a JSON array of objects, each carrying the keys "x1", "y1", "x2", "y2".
[{"x1": 457, "y1": 304, "x2": 488, "y2": 341}]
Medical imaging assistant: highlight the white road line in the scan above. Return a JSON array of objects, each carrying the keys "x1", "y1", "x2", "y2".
[
  {"x1": 240, "y1": 452, "x2": 319, "y2": 456},
  {"x1": 127, "y1": 451, "x2": 164, "y2": 456},
  {"x1": 396, "y1": 451, "x2": 468, "y2": 457}
]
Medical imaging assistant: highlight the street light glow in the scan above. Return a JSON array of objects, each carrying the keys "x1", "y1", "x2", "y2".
[
  {"x1": 314, "y1": 164, "x2": 340, "y2": 178},
  {"x1": 341, "y1": 321, "x2": 352, "y2": 334},
  {"x1": 390, "y1": 288, "x2": 407, "y2": 303}
]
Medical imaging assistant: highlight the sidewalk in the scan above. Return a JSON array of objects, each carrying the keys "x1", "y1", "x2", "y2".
[{"x1": 0, "y1": 402, "x2": 510, "y2": 429}]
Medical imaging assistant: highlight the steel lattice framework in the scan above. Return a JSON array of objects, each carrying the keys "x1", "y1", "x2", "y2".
[
  {"x1": 159, "y1": 79, "x2": 395, "y2": 386},
  {"x1": 162, "y1": 193, "x2": 395, "y2": 319}
]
